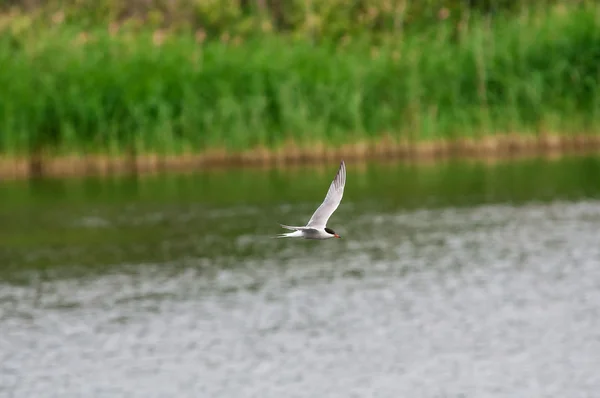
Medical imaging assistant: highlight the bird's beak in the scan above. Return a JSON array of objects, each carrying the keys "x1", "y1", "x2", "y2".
[{"x1": 334, "y1": 234, "x2": 341, "y2": 239}]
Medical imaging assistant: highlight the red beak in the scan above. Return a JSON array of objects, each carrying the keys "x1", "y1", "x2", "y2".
[{"x1": 334, "y1": 234, "x2": 341, "y2": 239}]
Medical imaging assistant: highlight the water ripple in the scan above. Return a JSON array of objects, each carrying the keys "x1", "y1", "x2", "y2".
[{"x1": 2, "y1": 199, "x2": 600, "y2": 397}]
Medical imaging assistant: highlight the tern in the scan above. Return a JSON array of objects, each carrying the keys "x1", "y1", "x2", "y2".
[{"x1": 276, "y1": 160, "x2": 346, "y2": 240}]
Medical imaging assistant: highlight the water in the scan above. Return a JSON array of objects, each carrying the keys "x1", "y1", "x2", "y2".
[{"x1": 2, "y1": 157, "x2": 600, "y2": 398}]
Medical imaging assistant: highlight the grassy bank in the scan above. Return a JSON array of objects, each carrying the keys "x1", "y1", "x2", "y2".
[
  {"x1": 2, "y1": 0, "x2": 570, "y2": 39},
  {"x1": 0, "y1": 3, "x2": 599, "y2": 177}
]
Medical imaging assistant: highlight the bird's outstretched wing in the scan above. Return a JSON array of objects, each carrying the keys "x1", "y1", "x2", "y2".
[{"x1": 306, "y1": 160, "x2": 346, "y2": 228}]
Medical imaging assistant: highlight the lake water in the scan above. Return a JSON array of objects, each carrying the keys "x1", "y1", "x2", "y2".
[{"x1": 2, "y1": 157, "x2": 600, "y2": 398}]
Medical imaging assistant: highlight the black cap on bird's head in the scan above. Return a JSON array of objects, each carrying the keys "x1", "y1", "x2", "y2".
[{"x1": 324, "y1": 227, "x2": 341, "y2": 239}]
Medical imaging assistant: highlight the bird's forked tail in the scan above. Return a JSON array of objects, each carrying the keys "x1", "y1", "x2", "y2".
[
  {"x1": 273, "y1": 232, "x2": 294, "y2": 239},
  {"x1": 272, "y1": 224, "x2": 303, "y2": 238},
  {"x1": 278, "y1": 224, "x2": 299, "y2": 230}
]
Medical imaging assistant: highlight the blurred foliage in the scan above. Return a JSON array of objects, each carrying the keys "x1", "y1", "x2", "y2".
[
  {"x1": 0, "y1": 3, "x2": 598, "y2": 155},
  {"x1": 0, "y1": 0, "x2": 597, "y2": 157},
  {"x1": 0, "y1": 0, "x2": 592, "y2": 41}
]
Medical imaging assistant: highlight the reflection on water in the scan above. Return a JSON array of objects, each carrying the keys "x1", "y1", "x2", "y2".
[{"x1": 2, "y1": 156, "x2": 600, "y2": 397}]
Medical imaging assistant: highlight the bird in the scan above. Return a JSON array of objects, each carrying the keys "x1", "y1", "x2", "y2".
[{"x1": 276, "y1": 160, "x2": 346, "y2": 240}]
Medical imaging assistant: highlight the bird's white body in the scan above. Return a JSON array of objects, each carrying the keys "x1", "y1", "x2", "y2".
[
  {"x1": 276, "y1": 160, "x2": 346, "y2": 240},
  {"x1": 278, "y1": 225, "x2": 337, "y2": 240}
]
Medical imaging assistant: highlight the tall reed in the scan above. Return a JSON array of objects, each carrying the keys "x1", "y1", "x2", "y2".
[{"x1": 0, "y1": 4, "x2": 598, "y2": 157}]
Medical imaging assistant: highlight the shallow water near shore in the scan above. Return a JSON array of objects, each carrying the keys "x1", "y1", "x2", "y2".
[{"x1": 2, "y1": 156, "x2": 600, "y2": 397}]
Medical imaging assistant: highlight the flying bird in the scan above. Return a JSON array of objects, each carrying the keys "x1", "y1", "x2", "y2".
[{"x1": 276, "y1": 160, "x2": 346, "y2": 240}]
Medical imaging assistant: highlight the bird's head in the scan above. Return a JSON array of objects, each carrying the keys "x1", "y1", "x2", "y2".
[{"x1": 325, "y1": 227, "x2": 341, "y2": 239}]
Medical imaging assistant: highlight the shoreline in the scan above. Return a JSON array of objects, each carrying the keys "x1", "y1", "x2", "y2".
[{"x1": 1, "y1": 134, "x2": 599, "y2": 180}]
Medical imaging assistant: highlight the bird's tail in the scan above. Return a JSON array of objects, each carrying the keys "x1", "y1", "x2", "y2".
[
  {"x1": 272, "y1": 224, "x2": 304, "y2": 238},
  {"x1": 279, "y1": 224, "x2": 300, "y2": 231},
  {"x1": 272, "y1": 232, "x2": 294, "y2": 239}
]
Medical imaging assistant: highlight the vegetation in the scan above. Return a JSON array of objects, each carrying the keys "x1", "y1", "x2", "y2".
[
  {"x1": 0, "y1": 1, "x2": 599, "y2": 161},
  {"x1": 0, "y1": 0, "x2": 582, "y2": 39}
]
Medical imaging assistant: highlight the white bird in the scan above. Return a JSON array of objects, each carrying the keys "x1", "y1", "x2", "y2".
[{"x1": 276, "y1": 160, "x2": 346, "y2": 240}]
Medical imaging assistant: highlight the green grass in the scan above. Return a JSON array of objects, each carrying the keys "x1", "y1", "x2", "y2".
[{"x1": 0, "y1": 4, "x2": 599, "y2": 157}]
